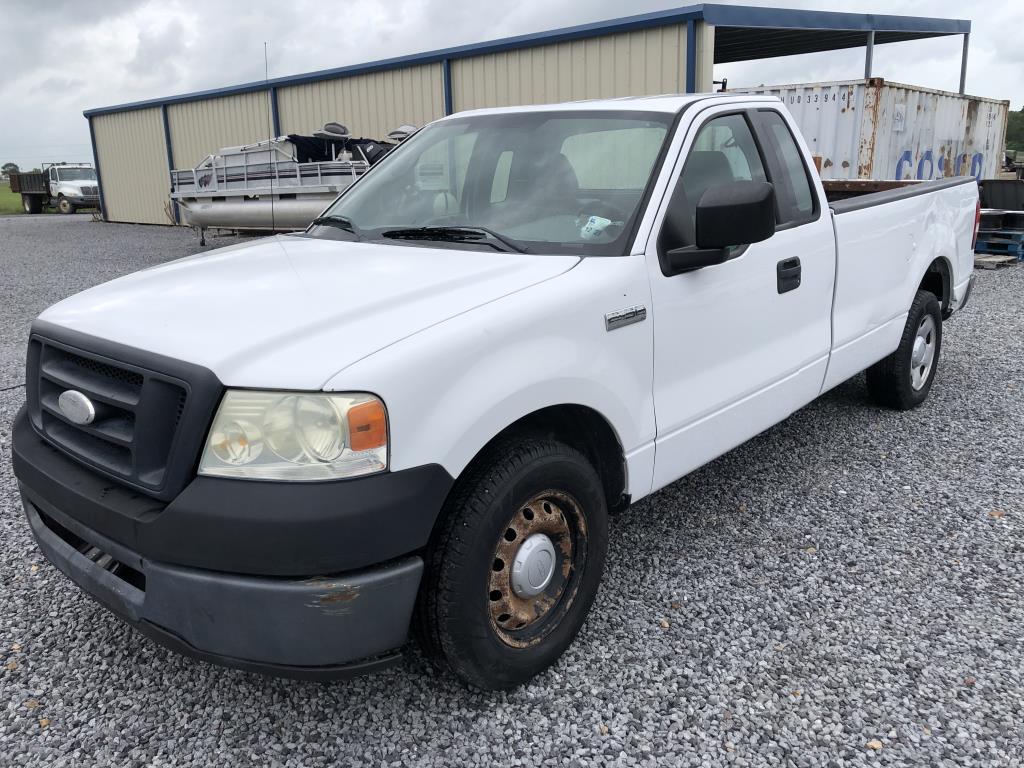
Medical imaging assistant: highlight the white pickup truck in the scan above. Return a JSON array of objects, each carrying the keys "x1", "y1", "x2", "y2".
[{"x1": 13, "y1": 94, "x2": 979, "y2": 689}]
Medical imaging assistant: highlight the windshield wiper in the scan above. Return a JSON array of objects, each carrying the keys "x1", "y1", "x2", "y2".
[
  {"x1": 381, "y1": 226, "x2": 526, "y2": 253},
  {"x1": 310, "y1": 215, "x2": 362, "y2": 238}
]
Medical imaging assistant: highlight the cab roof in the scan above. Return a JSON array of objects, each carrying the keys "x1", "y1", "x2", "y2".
[{"x1": 443, "y1": 92, "x2": 780, "y2": 119}]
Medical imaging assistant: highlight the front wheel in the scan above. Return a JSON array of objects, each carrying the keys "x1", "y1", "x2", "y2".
[
  {"x1": 57, "y1": 196, "x2": 74, "y2": 214},
  {"x1": 416, "y1": 437, "x2": 608, "y2": 689},
  {"x1": 866, "y1": 289, "x2": 943, "y2": 410}
]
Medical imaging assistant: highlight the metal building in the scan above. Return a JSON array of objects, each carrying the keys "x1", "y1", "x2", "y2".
[{"x1": 84, "y1": 3, "x2": 971, "y2": 226}]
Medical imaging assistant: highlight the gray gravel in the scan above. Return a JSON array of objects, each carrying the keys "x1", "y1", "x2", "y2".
[{"x1": 1, "y1": 214, "x2": 1022, "y2": 766}]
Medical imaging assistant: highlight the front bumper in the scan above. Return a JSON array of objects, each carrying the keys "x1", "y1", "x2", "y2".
[
  {"x1": 13, "y1": 406, "x2": 453, "y2": 678},
  {"x1": 63, "y1": 195, "x2": 100, "y2": 207},
  {"x1": 942, "y1": 274, "x2": 974, "y2": 319}
]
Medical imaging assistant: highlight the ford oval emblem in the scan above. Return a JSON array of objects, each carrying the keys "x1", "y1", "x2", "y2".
[{"x1": 58, "y1": 390, "x2": 96, "y2": 425}]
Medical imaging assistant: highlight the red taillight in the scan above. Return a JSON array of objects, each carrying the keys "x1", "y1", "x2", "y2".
[{"x1": 972, "y1": 199, "x2": 981, "y2": 250}]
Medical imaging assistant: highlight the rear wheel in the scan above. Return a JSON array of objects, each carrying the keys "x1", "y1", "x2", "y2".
[
  {"x1": 57, "y1": 196, "x2": 74, "y2": 214},
  {"x1": 866, "y1": 289, "x2": 942, "y2": 410},
  {"x1": 22, "y1": 194, "x2": 42, "y2": 214},
  {"x1": 416, "y1": 437, "x2": 608, "y2": 689}
]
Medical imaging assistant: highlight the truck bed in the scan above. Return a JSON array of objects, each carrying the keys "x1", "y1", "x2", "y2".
[
  {"x1": 822, "y1": 175, "x2": 977, "y2": 391},
  {"x1": 825, "y1": 177, "x2": 975, "y2": 209},
  {"x1": 8, "y1": 172, "x2": 46, "y2": 195}
]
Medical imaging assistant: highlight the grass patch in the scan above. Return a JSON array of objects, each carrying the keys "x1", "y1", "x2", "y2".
[{"x1": 0, "y1": 183, "x2": 24, "y2": 214}]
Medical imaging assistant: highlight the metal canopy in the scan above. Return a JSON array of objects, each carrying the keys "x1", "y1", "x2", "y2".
[
  {"x1": 700, "y1": 4, "x2": 971, "y2": 93},
  {"x1": 713, "y1": 27, "x2": 962, "y2": 64}
]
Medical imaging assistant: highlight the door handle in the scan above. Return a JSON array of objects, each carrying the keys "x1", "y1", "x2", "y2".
[{"x1": 777, "y1": 257, "x2": 801, "y2": 294}]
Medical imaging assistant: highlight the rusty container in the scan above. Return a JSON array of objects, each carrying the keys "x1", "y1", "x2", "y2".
[{"x1": 732, "y1": 78, "x2": 1009, "y2": 181}]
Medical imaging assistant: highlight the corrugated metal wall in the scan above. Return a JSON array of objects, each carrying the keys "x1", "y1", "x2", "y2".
[
  {"x1": 450, "y1": 26, "x2": 689, "y2": 111},
  {"x1": 277, "y1": 64, "x2": 444, "y2": 138},
  {"x1": 90, "y1": 23, "x2": 715, "y2": 225},
  {"x1": 91, "y1": 108, "x2": 170, "y2": 225},
  {"x1": 168, "y1": 91, "x2": 271, "y2": 167}
]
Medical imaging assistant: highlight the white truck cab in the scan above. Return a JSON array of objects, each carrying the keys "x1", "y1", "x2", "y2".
[
  {"x1": 47, "y1": 163, "x2": 100, "y2": 214},
  {"x1": 13, "y1": 94, "x2": 978, "y2": 689}
]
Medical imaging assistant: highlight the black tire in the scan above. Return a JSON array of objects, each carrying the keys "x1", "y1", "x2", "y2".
[
  {"x1": 22, "y1": 194, "x2": 42, "y2": 214},
  {"x1": 866, "y1": 289, "x2": 943, "y2": 410},
  {"x1": 416, "y1": 437, "x2": 609, "y2": 690},
  {"x1": 57, "y1": 196, "x2": 74, "y2": 214}
]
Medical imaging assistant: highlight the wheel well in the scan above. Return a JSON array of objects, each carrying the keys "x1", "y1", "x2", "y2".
[
  {"x1": 467, "y1": 405, "x2": 628, "y2": 513},
  {"x1": 919, "y1": 258, "x2": 951, "y2": 318}
]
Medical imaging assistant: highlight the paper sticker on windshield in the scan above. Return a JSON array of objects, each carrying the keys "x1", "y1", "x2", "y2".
[{"x1": 580, "y1": 215, "x2": 616, "y2": 240}]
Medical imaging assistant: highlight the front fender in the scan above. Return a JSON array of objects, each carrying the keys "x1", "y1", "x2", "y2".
[{"x1": 323, "y1": 255, "x2": 657, "y2": 500}]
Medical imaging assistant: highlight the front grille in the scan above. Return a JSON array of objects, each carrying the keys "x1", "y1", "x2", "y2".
[
  {"x1": 82, "y1": 185, "x2": 99, "y2": 196},
  {"x1": 27, "y1": 336, "x2": 190, "y2": 496}
]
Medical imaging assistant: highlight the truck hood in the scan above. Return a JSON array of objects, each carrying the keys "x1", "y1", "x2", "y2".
[{"x1": 38, "y1": 235, "x2": 579, "y2": 389}]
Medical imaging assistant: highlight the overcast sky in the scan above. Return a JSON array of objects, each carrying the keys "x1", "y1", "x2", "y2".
[{"x1": 1, "y1": 0, "x2": 1020, "y2": 171}]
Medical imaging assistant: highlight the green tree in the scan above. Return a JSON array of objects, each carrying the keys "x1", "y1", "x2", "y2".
[
  {"x1": 1007, "y1": 107, "x2": 1024, "y2": 152},
  {"x1": 1, "y1": 162, "x2": 19, "y2": 175}
]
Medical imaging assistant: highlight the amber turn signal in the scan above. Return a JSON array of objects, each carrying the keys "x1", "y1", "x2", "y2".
[{"x1": 347, "y1": 399, "x2": 388, "y2": 452}]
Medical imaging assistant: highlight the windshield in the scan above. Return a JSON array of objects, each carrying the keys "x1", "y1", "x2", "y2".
[
  {"x1": 311, "y1": 110, "x2": 674, "y2": 255},
  {"x1": 56, "y1": 168, "x2": 96, "y2": 181}
]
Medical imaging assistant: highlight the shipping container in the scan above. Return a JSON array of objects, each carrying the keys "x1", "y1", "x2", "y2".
[{"x1": 731, "y1": 78, "x2": 1009, "y2": 181}]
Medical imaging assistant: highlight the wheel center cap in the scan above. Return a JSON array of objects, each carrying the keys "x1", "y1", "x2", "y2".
[
  {"x1": 911, "y1": 336, "x2": 927, "y2": 366},
  {"x1": 511, "y1": 533, "x2": 557, "y2": 598}
]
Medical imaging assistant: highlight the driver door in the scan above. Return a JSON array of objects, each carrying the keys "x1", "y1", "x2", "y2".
[{"x1": 645, "y1": 104, "x2": 836, "y2": 491}]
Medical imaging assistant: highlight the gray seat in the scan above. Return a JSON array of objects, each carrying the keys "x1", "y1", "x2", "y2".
[{"x1": 497, "y1": 153, "x2": 580, "y2": 228}]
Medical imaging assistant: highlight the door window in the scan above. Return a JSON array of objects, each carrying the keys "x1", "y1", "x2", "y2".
[
  {"x1": 659, "y1": 113, "x2": 767, "y2": 251},
  {"x1": 754, "y1": 110, "x2": 816, "y2": 224}
]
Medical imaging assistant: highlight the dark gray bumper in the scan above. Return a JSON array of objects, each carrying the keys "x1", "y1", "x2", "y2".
[
  {"x1": 956, "y1": 274, "x2": 976, "y2": 314},
  {"x1": 21, "y1": 487, "x2": 423, "y2": 679}
]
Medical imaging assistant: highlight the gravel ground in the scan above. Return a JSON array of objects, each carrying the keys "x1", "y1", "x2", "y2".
[{"x1": 1, "y1": 214, "x2": 1022, "y2": 766}]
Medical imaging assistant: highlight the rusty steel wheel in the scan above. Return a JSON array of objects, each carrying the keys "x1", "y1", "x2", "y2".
[
  {"x1": 487, "y1": 490, "x2": 588, "y2": 647},
  {"x1": 416, "y1": 437, "x2": 609, "y2": 689}
]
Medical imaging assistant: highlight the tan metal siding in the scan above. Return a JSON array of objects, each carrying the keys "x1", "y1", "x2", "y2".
[
  {"x1": 91, "y1": 108, "x2": 170, "y2": 225},
  {"x1": 168, "y1": 91, "x2": 271, "y2": 168},
  {"x1": 277, "y1": 64, "x2": 444, "y2": 138},
  {"x1": 451, "y1": 26, "x2": 688, "y2": 111},
  {"x1": 695, "y1": 22, "x2": 715, "y2": 92}
]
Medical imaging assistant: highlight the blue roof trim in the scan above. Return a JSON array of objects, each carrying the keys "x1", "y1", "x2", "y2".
[
  {"x1": 83, "y1": 3, "x2": 969, "y2": 118},
  {"x1": 701, "y1": 3, "x2": 969, "y2": 34}
]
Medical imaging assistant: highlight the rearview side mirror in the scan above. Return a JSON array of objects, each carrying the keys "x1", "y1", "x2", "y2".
[
  {"x1": 695, "y1": 181, "x2": 776, "y2": 250},
  {"x1": 661, "y1": 181, "x2": 776, "y2": 276}
]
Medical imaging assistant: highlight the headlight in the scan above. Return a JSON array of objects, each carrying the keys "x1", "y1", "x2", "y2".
[{"x1": 199, "y1": 390, "x2": 387, "y2": 481}]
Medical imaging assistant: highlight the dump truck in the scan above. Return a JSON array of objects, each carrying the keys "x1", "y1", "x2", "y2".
[{"x1": 9, "y1": 163, "x2": 100, "y2": 214}]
